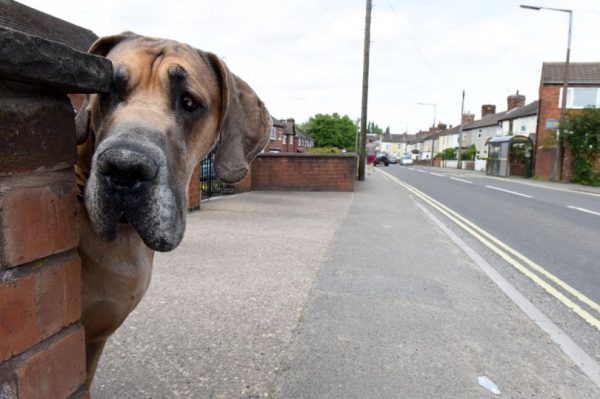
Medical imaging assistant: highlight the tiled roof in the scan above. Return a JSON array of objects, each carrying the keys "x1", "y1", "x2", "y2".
[
  {"x1": 542, "y1": 62, "x2": 600, "y2": 85},
  {"x1": 271, "y1": 116, "x2": 285, "y2": 128},
  {"x1": 0, "y1": 0, "x2": 97, "y2": 52},
  {"x1": 498, "y1": 101, "x2": 539, "y2": 121},
  {"x1": 463, "y1": 111, "x2": 508, "y2": 130},
  {"x1": 379, "y1": 133, "x2": 405, "y2": 143}
]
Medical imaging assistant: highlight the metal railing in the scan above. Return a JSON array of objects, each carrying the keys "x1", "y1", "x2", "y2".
[{"x1": 199, "y1": 149, "x2": 234, "y2": 199}]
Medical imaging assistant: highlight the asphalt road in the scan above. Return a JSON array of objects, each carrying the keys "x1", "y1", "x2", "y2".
[{"x1": 384, "y1": 164, "x2": 600, "y2": 305}]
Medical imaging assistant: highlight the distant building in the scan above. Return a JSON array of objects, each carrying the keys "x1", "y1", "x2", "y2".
[{"x1": 535, "y1": 62, "x2": 600, "y2": 180}]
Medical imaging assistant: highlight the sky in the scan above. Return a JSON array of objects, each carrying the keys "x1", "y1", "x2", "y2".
[{"x1": 19, "y1": 0, "x2": 600, "y2": 135}]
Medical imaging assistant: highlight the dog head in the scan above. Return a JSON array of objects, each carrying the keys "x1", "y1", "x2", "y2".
[{"x1": 76, "y1": 32, "x2": 271, "y2": 251}]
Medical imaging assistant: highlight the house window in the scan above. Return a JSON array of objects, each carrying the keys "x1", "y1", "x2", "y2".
[
  {"x1": 270, "y1": 127, "x2": 276, "y2": 140},
  {"x1": 561, "y1": 87, "x2": 600, "y2": 108}
]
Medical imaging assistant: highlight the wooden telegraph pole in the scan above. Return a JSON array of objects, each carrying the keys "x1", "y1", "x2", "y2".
[{"x1": 357, "y1": 0, "x2": 372, "y2": 181}]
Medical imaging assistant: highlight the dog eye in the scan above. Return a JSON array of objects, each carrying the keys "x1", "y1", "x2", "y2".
[{"x1": 180, "y1": 92, "x2": 200, "y2": 112}]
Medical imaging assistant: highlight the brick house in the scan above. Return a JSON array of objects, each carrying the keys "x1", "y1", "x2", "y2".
[
  {"x1": 264, "y1": 117, "x2": 286, "y2": 152},
  {"x1": 535, "y1": 62, "x2": 600, "y2": 180}
]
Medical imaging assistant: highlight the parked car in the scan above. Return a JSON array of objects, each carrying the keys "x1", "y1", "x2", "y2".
[
  {"x1": 400, "y1": 154, "x2": 413, "y2": 166},
  {"x1": 388, "y1": 154, "x2": 398, "y2": 164},
  {"x1": 374, "y1": 152, "x2": 389, "y2": 166}
]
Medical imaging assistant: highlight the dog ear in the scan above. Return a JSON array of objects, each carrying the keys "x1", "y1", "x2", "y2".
[
  {"x1": 75, "y1": 32, "x2": 139, "y2": 144},
  {"x1": 207, "y1": 53, "x2": 272, "y2": 183}
]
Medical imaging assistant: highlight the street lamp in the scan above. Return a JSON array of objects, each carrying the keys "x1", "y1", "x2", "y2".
[{"x1": 520, "y1": 4, "x2": 572, "y2": 182}]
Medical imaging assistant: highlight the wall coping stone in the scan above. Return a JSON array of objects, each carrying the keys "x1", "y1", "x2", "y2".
[
  {"x1": 0, "y1": 27, "x2": 111, "y2": 93},
  {"x1": 257, "y1": 153, "x2": 357, "y2": 159}
]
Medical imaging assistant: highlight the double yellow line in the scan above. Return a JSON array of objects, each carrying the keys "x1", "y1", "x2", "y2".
[{"x1": 380, "y1": 169, "x2": 600, "y2": 332}]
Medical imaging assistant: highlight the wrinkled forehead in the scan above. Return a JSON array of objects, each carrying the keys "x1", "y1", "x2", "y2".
[{"x1": 105, "y1": 37, "x2": 219, "y2": 94}]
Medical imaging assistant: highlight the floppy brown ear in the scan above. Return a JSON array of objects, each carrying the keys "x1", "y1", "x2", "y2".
[
  {"x1": 75, "y1": 32, "x2": 139, "y2": 144},
  {"x1": 207, "y1": 53, "x2": 272, "y2": 183}
]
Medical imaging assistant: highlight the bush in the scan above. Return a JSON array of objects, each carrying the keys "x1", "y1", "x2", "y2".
[
  {"x1": 461, "y1": 144, "x2": 476, "y2": 160},
  {"x1": 305, "y1": 147, "x2": 344, "y2": 154},
  {"x1": 439, "y1": 147, "x2": 457, "y2": 160},
  {"x1": 563, "y1": 108, "x2": 600, "y2": 186}
]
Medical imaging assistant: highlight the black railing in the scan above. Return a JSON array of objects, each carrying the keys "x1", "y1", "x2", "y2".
[{"x1": 199, "y1": 149, "x2": 234, "y2": 199}]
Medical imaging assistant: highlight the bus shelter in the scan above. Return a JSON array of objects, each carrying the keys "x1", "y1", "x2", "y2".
[{"x1": 486, "y1": 135, "x2": 533, "y2": 177}]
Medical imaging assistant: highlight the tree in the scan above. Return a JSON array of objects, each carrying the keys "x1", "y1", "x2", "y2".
[
  {"x1": 563, "y1": 108, "x2": 600, "y2": 186},
  {"x1": 301, "y1": 113, "x2": 358, "y2": 151},
  {"x1": 367, "y1": 121, "x2": 383, "y2": 135}
]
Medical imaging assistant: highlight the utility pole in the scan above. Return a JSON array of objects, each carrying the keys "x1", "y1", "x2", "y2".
[
  {"x1": 457, "y1": 90, "x2": 465, "y2": 169},
  {"x1": 357, "y1": 0, "x2": 372, "y2": 181}
]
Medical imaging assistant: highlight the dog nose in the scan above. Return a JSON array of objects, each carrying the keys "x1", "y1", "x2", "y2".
[{"x1": 96, "y1": 148, "x2": 158, "y2": 189}]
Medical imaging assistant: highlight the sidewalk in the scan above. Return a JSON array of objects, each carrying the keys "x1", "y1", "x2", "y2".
[{"x1": 91, "y1": 175, "x2": 600, "y2": 398}]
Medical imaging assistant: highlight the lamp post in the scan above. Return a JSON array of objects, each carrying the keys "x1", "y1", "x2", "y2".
[
  {"x1": 521, "y1": 4, "x2": 572, "y2": 182},
  {"x1": 418, "y1": 102, "x2": 437, "y2": 163}
]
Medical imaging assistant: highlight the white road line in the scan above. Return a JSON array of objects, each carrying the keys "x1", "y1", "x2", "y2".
[
  {"x1": 415, "y1": 169, "x2": 427, "y2": 174},
  {"x1": 415, "y1": 202, "x2": 600, "y2": 389},
  {"x1": 450, "y1": 177, "x2": 473, "y2": 184},
  {"x1": 430, "y1": 172, "x2": 445, "y2": 177},
  {"x1": 567, "y1": 205, "x2": 600, "y2": 217},
  {"x1": 486, "y1": 185, "x2": 532, "y2": 199}
]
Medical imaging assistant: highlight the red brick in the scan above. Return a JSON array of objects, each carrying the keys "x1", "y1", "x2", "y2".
[
  {"x1": 15, "y1": 327, "x2": 86, "y2": 399},
  {"x1": 0, "y1": 255, "x2": 81, "y2": 362},
  {"x1": 0, "y1": 172, "x2": 78, "y2": 268},
  {"x1": 187, "y1": 164, "x2": 200, "y2": 211},
  {"x1": 0, "y1": 273, "x2": 37, "y2": 362}
]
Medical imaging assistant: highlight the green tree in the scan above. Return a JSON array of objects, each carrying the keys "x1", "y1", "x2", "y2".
[
  {"x1": 563, "y1": 108, "x2": 600, "y2": 186},
  {"x1": 368, "y1": 121, "x2": 383, "y2": 135},
  {"x1": 301, "y1": 113, "x2": 358, "y2": 151}
]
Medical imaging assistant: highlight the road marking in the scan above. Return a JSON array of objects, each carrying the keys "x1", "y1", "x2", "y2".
[
  {"x1": 486, "y1": 185, "x2": 532, "y2": 199},
  {"x1": 378, "y1": 168, "x2": 600, "y2": 331},
  {"x1": 450, "y1": 177, "x2": 473, "y2": 184},
  {"x1": 416, "y1": 202, "x2": 600, "y2": 389},
  {"x1": 429, "y1": 172, "x2": 445, "y2": 177},
  {"x1": 415, "y1": 169, "x2": 427, "y2": 174},
  {"x1": 567, "y1": 205, "x2": 600, "y2": 217}
]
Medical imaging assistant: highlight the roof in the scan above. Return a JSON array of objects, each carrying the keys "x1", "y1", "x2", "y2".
[
  {"x1": 379, "y1": 133, "x2": 405, "y2": 143},
  {"x1": 542, "y1": 62, "x2": 600, "y2": 85},
  {"x1": 463, "y1": 110, "x2": 508, "y2": 130},
  {"x1": 438, "y1": 125, "x2": 462, "y2": 137},
  {"x1": 498, "y1": 101, "x2": 538, "y2": 122},
  {"x1": 271, "y1": 116, "x2": 285, "y2": 128}
]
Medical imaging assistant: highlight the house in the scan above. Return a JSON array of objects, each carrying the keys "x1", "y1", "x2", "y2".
[
  {"x1": 498, "y1": 98, "x2": 539, "y2": 140},
  {"x1": 535, "y1": 62, "x2": 600, "y2": 180},
  {"x1": 437, "y1": 113, "x2": 475, "y2": 154},
  {"x1": 378, "y1": 133, "x2": 406, "y2": 157},
  {"x1": 264, "y1": 117, "x2": 314, "y2": 153},
  {"x1": 264, "y1": 117, "x2": 286, "y2": 152},
  {"x1": 461, "y1": 105, "x2": 507, "y2": 159}
]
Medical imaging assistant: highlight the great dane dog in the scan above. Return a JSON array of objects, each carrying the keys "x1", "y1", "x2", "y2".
[{"x1": 75, "y1": 32, "x2": 271, "y2": 388}]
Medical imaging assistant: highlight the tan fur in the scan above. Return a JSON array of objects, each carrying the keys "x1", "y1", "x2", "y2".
[{"x1": 76, "y1": 33, "x2": 271, "y2": 388}]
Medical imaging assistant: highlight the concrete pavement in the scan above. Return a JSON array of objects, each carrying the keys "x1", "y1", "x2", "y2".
[{"x1": 91, "y1": 171, "x2": 600, "y2": 398}]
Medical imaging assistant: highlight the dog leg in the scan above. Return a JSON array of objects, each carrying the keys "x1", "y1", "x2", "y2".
[{"x1": 85, "y1": 340, "x2": 107, "y2": 389}]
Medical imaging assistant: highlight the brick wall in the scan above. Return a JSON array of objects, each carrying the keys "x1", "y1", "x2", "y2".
[
  {"x1": 250, "y1": 153, "x2": 356, "y2": 191},
  {"x1": 0, "y1": 28, "x2": 111, "y2": 398},
  {"x1": 187, "y1": 164, "x2": 200, "y2": 211}
]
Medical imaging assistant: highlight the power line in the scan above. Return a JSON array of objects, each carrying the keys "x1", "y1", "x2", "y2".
[{"x1": 384, "y1": 0, "x2": 452, "y2": 90}]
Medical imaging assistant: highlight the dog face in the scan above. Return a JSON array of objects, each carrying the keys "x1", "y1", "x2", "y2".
[{"x1": 76, "y1": 33, "x2": 271, "y2": 251}]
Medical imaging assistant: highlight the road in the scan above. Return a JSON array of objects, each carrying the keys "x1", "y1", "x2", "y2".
[
  {"x1": 384, "y1": 165, "x2": 600, "y2": 303},
  {"x1": 380, "y1": 164, "x2": 600, "y2": 357}
]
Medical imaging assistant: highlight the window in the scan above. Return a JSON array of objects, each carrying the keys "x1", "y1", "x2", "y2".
[
  {"x1": 270, "y1": 127, "x2": 276, "y2": 140},
  {"x1": 561, "y1": 87, "x2": 600, "y2": 108}
]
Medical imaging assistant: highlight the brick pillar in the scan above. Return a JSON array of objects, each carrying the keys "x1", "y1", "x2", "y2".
[
  {"x1": 187, "y1": 163, "x2": 201, "y2": 211},
  {"x1": 0, "y1": 28, "x2": 111, "y2": 398}
]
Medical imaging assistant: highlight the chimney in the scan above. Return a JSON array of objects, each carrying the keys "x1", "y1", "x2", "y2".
[
  {"x1": 507, "y1": 90, "x2": 526, "y2": 111},
  {"x1": 462, "y1": 113, "x2": 475, "y2": 124},
  {"x1": 481, "y1": 104, "x2": 496, "y2": 118},
  {"x1": 436, "y1": 122, "x2": 447, "y2": 131}
]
